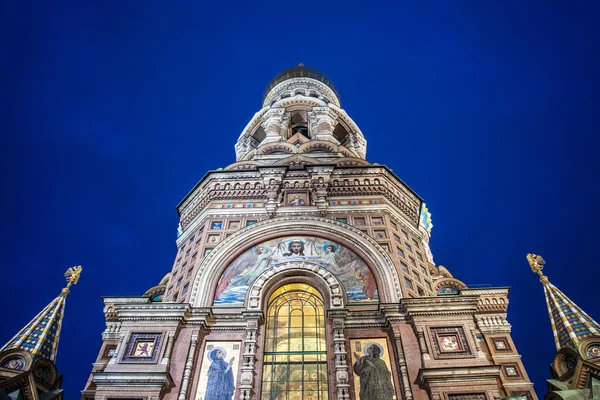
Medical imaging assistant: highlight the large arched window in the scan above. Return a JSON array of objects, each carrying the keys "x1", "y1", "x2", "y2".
[{"x1": 261, "y1": 283, "x2": 328, "y2": 400}]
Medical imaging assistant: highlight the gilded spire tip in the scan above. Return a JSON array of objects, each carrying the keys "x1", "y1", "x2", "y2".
[
  {"x1": 61, "y1": 265, "x2": 82, "y2": 297},
  {"x1": 298, "y1": 62, "x2": 304, "y2": 66},
  {"x1": 527, "y1": 253, "x2": 548, "y2": 283}
]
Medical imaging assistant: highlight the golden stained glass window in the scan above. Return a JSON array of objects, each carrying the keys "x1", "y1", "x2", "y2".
[{"x1": 261, "y1": 284, "x2": 328, "y2": 400}]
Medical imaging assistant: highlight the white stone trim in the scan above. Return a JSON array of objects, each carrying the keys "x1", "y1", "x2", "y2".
[{"x1": 245, "y1": 260, "x2": 346, "y2": 310}]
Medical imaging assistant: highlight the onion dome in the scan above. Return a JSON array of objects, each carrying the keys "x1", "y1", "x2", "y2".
[{"x1": 263, "y1": 63, "x2": 339, "y2": 102}]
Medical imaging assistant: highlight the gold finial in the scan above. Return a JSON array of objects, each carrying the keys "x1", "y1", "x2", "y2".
[
  {"x1": 61, "y1": 265, "x2": 83, "y2": 297},
  {"x1": 298, "y1": 62, "x2": 304, "y2": 66},
  {"x1": 527, "y1": 254, "x2": 549, "y2": 284}
]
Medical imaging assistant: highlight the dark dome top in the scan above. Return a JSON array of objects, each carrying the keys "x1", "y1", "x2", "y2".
[{"x1": 263, "y1": 64, "x2": 339, "y2": 101}]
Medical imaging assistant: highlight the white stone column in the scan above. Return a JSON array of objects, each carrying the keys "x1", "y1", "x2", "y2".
[
  {"x1": 330, "y1": 310, "x2": 350, "y2": 400},
  {"x1": 178, "y1": 331, "x2": 199, "y2": 400},
  {"x1": 161, "y1": 331, "x2": 176, "y2": 365},
  {"x1": 240, "y1": 311, "x2": 262, "y2": 400},
  {"x1": 260, "y1": 108, "x2": 289, "y2": 144},
  {"x1": 309, "y1": 107, "x2": 339, "y2": 143},
  {"x1": 392, "y1": 327, "x2": 414, "y2": 400}
]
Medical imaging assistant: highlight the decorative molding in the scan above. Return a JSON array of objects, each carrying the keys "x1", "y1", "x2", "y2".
[{"x1": 245, "y1": 261, "x2": 346, "y2": 310}]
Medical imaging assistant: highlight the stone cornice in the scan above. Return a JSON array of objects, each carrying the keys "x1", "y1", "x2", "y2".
[
  {"x1": 417, "y1": 365, "x2": 501, "y2": 387},
  {"x1": 114, "y1": 303, "x2": 190, "y2": 322},
  {"x1": 93, "y1": 371, "x2": 173, "y2": 388},
  {"x1": 403, "y1": 296, "x2": 480, "y2": 318}
]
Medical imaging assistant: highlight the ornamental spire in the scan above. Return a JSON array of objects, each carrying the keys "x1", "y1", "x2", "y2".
[
  {"x1": 527, "y1": 254, "x2": 599, "y2": 351},
  {"x1": 1, "y1": 266, "x2": 82, "y2": 362}
]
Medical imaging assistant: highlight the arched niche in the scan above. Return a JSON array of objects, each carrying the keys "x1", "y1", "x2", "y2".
[
  {"x1": 245, "y1": 261, "x2": 347, "y2": 311},
  {"x1": 189, "y1": 216, "x2": 402, "y2": 308}
]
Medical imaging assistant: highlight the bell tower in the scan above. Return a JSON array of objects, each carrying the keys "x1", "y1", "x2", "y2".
[{"x1": 234, "y1": 63, "x2": 367, "y2": 163}]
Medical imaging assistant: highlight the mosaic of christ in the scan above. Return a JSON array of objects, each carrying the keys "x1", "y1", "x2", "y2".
[{"x1": 214, "y1": 236, "x2": 379, "y2": 305}]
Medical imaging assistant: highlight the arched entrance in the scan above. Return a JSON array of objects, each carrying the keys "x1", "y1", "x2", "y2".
[{"x1": 261, "y1": 283, "x2": 328, "y2": 400}]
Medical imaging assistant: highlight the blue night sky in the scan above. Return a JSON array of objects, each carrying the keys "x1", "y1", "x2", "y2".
[{"x1": 2, "y1": 1, "x2": 599, "y2": 398}]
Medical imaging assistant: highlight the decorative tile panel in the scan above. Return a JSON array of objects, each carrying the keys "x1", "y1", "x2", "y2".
[
  {"x1": 430, "y1": 327, "x2": 473, "y2": 359},
  {"x1": 491, "y1": 337, "x2": 511, "y2": 351},
  {"x1": 502, "y1": 363, "x2": 522, "y2": 379},
  {"x1": 121, "y1": 333, "x2": 162, "y2": 364},
  {"x1": 447, "y1": 394, "x2": 486, "y2": 400}
]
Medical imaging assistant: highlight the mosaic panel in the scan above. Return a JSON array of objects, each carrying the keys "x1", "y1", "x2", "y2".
[
  {"x1": 350, "y1": 338, "x2": 396, "y2": 400},
  {"x1": 429, "y1": 327, "x2": 473, "y2": 359},
  {"x1": 215, "y1": 236, "x2": 378, "y2": 305},
  {"x1": 195, "y1": 341, "x2": 241, "y2": 400},
  {"x1": 121, "y1": 333, "x2": 162, "y2": 364}
]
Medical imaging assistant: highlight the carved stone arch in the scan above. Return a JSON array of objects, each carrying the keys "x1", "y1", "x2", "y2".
[
  {"x1": 297, "y1": 140, "x2": 338, "y2": 154},
  {"x1": 189, "y1": 216, "x2": 403, "y2": 307},
  {"x1": 272, "y1": 154, "x2": 320, "y2": 166},
  {"x1": 245, "y1": 261, "x2": 347, "y2": 311},
  {"x1": 237, "y1": 106, "x2": 269, "y2": 141},
  {"x1": 224, "y1": 161, "x2": 258, "y2": 171},
  {"x1": 241, "y1": 149, "x2": 256, "y2": 161},
  {"x1": 256, "y1": 141, "x2": 297, "y2": 155},
  {"x1": 271, "y1": 95, "x2": 328, "y2": 110},
  {"x1": 337, "y1": 146, "x2": 357, "y2": 158},
  {"x1": 335, "y1": 157, "x2": 370, "y2": 167}
]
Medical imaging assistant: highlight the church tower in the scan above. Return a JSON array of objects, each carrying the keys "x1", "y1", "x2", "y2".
[
  {"x1": 527, "y1": 254, "x2": 600, "y2": 399},
  {"x1": 81, "y1": 65, "x2": 537, "y2": 400},
  {"x1": 0, "y1": 266, "x2": 82, "y2": 399}
]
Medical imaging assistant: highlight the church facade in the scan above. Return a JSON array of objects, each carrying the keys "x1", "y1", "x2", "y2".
[{"x1": 80, "y1": 66, "x2": 537, "y2": 400}]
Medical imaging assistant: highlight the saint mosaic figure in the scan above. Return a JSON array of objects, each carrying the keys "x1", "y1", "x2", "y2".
[
  {"x1": 353, "y1": 343, "x2": 394, "y2": 400},
  {"x1": 233, "y1": 246, "x2": 273, "y2": 286},
  {"x1": 204, "y1": 347, "x2": 235, "y2": 400}
]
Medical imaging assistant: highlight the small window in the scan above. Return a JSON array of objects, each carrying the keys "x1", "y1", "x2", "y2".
[
  {"x1": 379, "y1": 243, "x2": 391, "y2": 253},
  {"x1": 210, "y1": 221, "x2": 223, "y2": 230},
  {"x1": 204, "y1": 248, "x2": 213, "y2": 257},
  {"x1": 183, "y1": 283, "x2": 189, "y2": 294},
  {"x1": 417, "y1": 286, "x2": 425, "y2": 296},
  {"x1": 393, "y1": 233, "x2": 401, "y2": 243},
  {"x1": 167, "y1": 289, "x2": 173, "y2": 297},
  {"x1": 177, "y1": 278, "x2": 182, "y2": 287},
  {"x1": 176, "y1": 258, "x2": 181, "y2": 266},
  {"x1": 246, "y1": 220, "x2": 257, "y2": 227},
  {"x1": 391, "y1": 221, "x2": 398, "y2": 231},
  {"x1": 191, "y1": 253, "x2": 197, "y2": 261},
  {"x1": 412, "y1": 238, "x2": 420, "y2": 247},
  {"x1": 186, "y1": 249, "x2": 191, "y2": 257},
  {"x1": 420, "y1": 265, "x2": 427, "y2": 275},
  {"x1": 187, "y1": 269, "x2": 193, "y2": 278},
  {"x1": 397, "y1": 247, "x2": 405, "y2": 258},
  {"x1": 374, "y1": 230, "x2": 387, "y2": 239},
  {"x1": 405, "y1": 278, "x2": 413, "y2": 289},
  {"x1": 336, "y1": 217, "x2": 348, "y2": 224},
  {"x1": 189, "y1": 235, "x2": 195, "y2": 243},
  {"x1": 173, "y1": 292, "x2": 179, "y2": 301},
  {"x1": 405, "y1": 244, "x2": 412, "y2": 253},
  {"x1": 372, "y1": 217, "x2": 384, "y2": 225},
  {"x1": 354, "y1": 217, "x2": 366, "y2": 226},
  {"x1": 416, "y1": 252, "x2": 424, "y2": 261},
  {"x1": 425, "y1": 281, "x2": 432, "y2": 291},
  {"x1": 401, "y1": 263, "x2": 409, "y2": 272},
  {"x1": 409, "y1": 256, "x2": 416, "y2": 265},
  {"x1": 401, "y1": 230, "x2": 409, "y2": 240}
]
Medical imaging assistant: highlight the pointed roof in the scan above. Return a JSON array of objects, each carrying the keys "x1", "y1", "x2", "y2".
[
  {"x1": 527, "y1": 254, "x2": 600, "y2": 350},
  {"x1": 1, "y1": 266, "x2": 82, "y2": 362}
]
